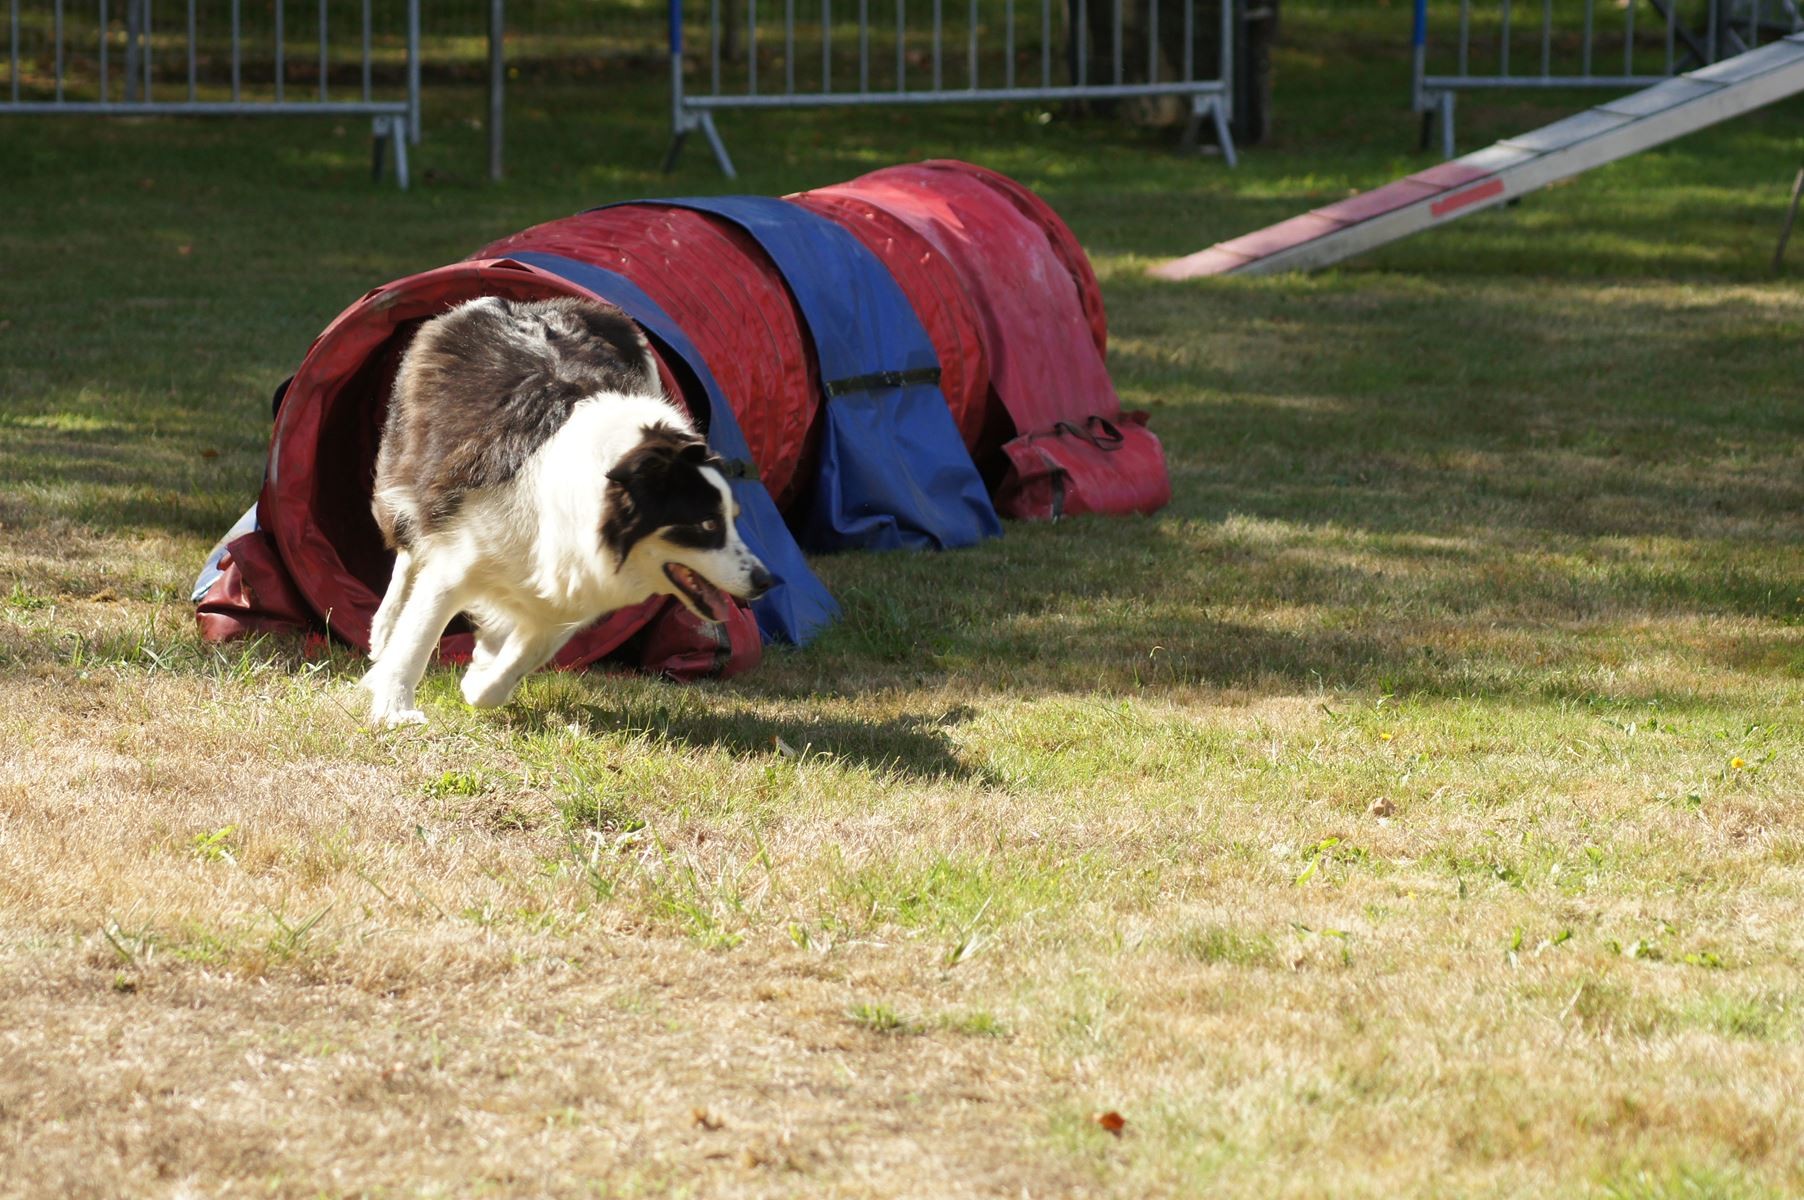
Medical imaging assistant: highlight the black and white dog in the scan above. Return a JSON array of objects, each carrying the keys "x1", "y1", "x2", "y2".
[{"x1": 360, "y1": 296, "x2": 771, "y2": 727}]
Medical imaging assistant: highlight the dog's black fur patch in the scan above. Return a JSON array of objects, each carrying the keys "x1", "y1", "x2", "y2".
[
  {"x1": 374, "y1": 296, "x2": 657, "y2": 547},
  {"x1": 601, "y1": 423, "x2": 730, "y2": 566}
]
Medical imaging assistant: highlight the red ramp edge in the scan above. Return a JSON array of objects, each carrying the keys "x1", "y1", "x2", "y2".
[
  {"x1": 1149, "y1": 161, "x2": 1499, "y2": 281},
  {"x1": 1151, "y1": 33, "x2": 1804, "y2": 280}
]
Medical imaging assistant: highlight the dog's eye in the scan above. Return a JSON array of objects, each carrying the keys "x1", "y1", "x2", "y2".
[{"x1": 700, "y1": 518, "x2": 722, "y2": 534}]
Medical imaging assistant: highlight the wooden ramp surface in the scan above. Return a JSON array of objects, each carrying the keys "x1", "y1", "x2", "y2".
[{"x1": 1151, "y1": 33, "x2": 1804, "y2": 280}]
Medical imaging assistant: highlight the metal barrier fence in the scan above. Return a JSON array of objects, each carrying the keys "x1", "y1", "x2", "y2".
[
  {"x1": 3, "y1": 0, "x2": 422, "y2": 185},
  {"x1": 665, "y1": 0, "x2": 1238, "y2": 177},
  {"x1": 1411, "y1": 0, "x2": 1804, "y2": 156}
]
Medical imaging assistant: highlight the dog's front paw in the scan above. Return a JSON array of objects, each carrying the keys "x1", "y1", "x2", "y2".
[
  {"x1": 461, "y1": 667, "x2": 519, "y2": 709},
  {"x1": 362, "y1": 675, "x2": 428, "y2": 729}
]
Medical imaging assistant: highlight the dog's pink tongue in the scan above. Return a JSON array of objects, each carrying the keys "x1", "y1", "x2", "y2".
[
  {"x1": 669, "y1": 563, "x2": 728, "y2": 622},
  {"x1": 693, "y1": 577, "x2": 727, "y2": 622}
]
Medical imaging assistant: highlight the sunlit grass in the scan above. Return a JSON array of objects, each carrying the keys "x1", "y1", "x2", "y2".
[{"x1": 3, "y1": 1, "x2": 1803, "y2": 1195}]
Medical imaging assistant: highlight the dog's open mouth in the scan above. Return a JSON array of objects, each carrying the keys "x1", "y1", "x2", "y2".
[{"x1": 663, "y1": 562, "x2": 730, "y2": 624}]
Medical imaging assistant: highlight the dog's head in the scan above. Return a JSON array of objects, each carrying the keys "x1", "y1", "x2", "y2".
[{"x1": 602, "y1": 424, "x2": 772, "y2": 624}]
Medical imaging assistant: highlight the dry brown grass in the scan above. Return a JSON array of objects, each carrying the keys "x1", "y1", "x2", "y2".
[
  {"x1": 7, "y1": 9, "x2": 1804, "y2": 1190},
  {"x1": 0, "y1": 658, "x2": 1068, "y2": 1198},
  {"x1": 4, "y1": 580, "x2": 1801, "y2": 1197}
]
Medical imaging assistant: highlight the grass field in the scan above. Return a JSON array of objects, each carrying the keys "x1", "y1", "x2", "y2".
[{"x1": 3, "y1": 3, "x2": 1803, "y2": 1196}]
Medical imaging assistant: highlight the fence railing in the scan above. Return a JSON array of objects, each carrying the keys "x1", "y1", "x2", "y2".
[
  {"x1": 1411, "y1": 0, "x2": 1804, "y2": 156},
  {"x1": 665, "y1": 0, "x2": 1238, "y2": 176},
  {"x1": 3, "y1": 0, "x2": 422, "y2": 185}
]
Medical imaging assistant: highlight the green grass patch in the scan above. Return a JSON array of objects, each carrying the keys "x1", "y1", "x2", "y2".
[{"x1": 6, "y1": 1, "x2": 1804, "y2": 1195}]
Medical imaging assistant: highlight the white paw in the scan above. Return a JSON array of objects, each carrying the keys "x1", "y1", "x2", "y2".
[
  {"x1": 461, "y1": 668, "x2": 518, "y2": 709},
  {"x1": 362, "y1": 674, "x2": 426, "y2": 729}
]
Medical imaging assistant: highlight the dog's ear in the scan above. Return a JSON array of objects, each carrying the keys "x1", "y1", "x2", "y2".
[
  {"x1": 676, "y1": 440, "x2": 725, "y2": 470},
  {"x1": 605, "y1": 448, "x2": 658, "y2": 505},
  {"x1": 605, "y1": 461, "x2": 639, "y2": 488},
  {"x1": 639, "y1": 437, "x2": 717, "y2": 472},
  {"x1": 613, "y1": 427, "x2": 717, "y2": 489}
]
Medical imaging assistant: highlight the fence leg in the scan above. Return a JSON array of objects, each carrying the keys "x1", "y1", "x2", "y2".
[
  {"x1": 1417, "y1": 90, "x2": 1451, "y2": 154},
  {"x1": 390, "y1": 115, "x2": 411, "y2": 190},
  {"x1": 699, "y1": 112, "x2": 737, "y2": 179},
  {"x1": 664, "y1": 113, "x2": 737, "y2": 179},
  {"x1": 1208, "y1": 96, "x2": 1238, "y2": 168},
  {"x1": 1774, "y1": 162, "x2": 1804, "y2": 273},
  {"x1": 1177, "y1": 96, "x2": 1237, "y2": 167},
  {"x1": 372, "y1": 116, "x2": 410, "y2": 190}
]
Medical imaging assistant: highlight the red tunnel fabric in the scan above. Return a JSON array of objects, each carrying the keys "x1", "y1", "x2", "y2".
[
  {"x1": 926, "y1": 160, "x2": 1112, "y2": 360},
  {"x1": 475, "y1": 207, "x2": 824, "y2": 515},
  {"x1": 196, "y1": 160, "x2": 1170, "y2": 674},
  {"x1": 230, "y1": 257, "x2": 761, "y2": 678},
  {"x1": 791, "y1": 162, "x2": 1169, "y2": 519}
]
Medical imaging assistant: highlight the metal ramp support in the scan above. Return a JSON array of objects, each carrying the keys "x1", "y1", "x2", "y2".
[{"x1": 1151, "y1": 32, "x2": 1804, "y2": 280}]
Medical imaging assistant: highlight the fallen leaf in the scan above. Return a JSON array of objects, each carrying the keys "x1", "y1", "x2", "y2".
[
  {"x1": 692, "y1": 1107, "x2": 723, "y2": 1131},
  {"x1": 1090, "y1": 1110, "x2": 1126, "y2": 1137},
  {"x1": 1367, "y1": 796, "x2": 1395, "y2": 818},
  {"x1": 200, "y1": 448, "x2": 220, "y2": 459},
  {"x1": 177, "y1": 244, "x2": 193, "y2": 256}
]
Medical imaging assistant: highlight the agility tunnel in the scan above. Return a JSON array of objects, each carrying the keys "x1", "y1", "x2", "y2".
[{"x1": 194, "y1": 160, "x2": 1171, "y2": 680}]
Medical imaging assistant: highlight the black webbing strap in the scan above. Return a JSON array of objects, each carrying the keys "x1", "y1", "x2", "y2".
[
  {"x1": 1049, "y1": 415, "x2": 1126, "y2": 451},
  {"x1": 822, "y1": 366, "x2": 942, "y2": 398}
]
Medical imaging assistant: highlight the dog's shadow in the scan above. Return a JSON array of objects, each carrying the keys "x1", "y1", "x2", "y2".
[{"x1": 508, "y1": 697, "x2": 989, "y2": 785}]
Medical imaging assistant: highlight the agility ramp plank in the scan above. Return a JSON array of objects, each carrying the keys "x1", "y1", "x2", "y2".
[{"x1": 1151, "y1": 33, "x2": 1804, "y2": 280}]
